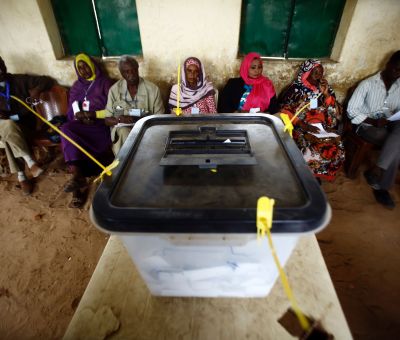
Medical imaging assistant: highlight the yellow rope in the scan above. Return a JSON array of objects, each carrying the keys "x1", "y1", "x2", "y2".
[
  {"x1": 11, "y1": 95, "x2": 119, "y2": 182},
  {"x1": 280, "y1": 92, "x2": 322, "y2": 137},
  {"x1": 173, "y1": 60, "x2": 182, "y2": 116},
  {"x1": 257, "y1": 197, "x2": 310, "y2": 332}
]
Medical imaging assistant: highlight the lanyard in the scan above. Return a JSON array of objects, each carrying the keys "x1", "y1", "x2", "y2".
[
  {"x1": 124, "y1": 88, "x2": 137, "y2": 107},
  {"x1": 84, "y1": 79, "x2": 96, "y2": 101},
  {"x1": 0, "y1": 82, "x2": 10, "y2": 110}
]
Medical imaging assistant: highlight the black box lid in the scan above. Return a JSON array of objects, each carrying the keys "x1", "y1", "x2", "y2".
[{"x1": 92, "y1": 114, "x2": 330, "y2": 234}]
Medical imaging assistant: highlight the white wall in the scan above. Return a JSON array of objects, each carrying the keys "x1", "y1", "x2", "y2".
[{"x1": 0, "y1": 0, "x2": 399, "y2": 101}]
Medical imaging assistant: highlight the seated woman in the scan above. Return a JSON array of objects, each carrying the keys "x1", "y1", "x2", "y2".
[
  {"x1": 279, "y1": 59, "x2": 345, "y2": 181},
  {"x1": 168, "y1": 57, "x2": 216, "y2": 114},
  {"x1": 218, "y1": 52, "x2": 278, "y2": 114},
  {"x1": 61, "y1": 53, "x2": 114, "y2": 208}
]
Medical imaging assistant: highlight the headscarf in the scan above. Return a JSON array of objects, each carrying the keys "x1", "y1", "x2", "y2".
[
  {"x1": 75, "y1": 53, "x2": 96, "y2": 81},
  {"x1": 239, "y1": 52, "x2": 275, "y2": 112},
  {"x1": 67, "y1": 53, "x2": 113, "y2": 120},
  {"x1": 169, "y1": 57, "x2": 215, "y2": 109},
  {"x1": 294, "y1": 58, "x2": 334, "y2": 97}
]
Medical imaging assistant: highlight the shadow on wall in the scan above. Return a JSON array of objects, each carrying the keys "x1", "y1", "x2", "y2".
[{"x1": 6, "y1": 53, "x2": 49, "y2": 77}]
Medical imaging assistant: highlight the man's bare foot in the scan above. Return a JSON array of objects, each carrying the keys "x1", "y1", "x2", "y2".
[{"x1": 30, "y1": 164, "x2": 44, "y2": 178}]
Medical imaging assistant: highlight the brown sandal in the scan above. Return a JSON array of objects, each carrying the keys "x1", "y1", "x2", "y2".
[{"x1": 19, "y1": 180, "x2": 33, "y2": 196}]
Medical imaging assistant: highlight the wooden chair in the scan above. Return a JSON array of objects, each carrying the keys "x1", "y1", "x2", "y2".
[
  {"x1": 342, "y1": 85, "x2": 379, "y2": 179},
  {"x1": 342, "y1": 115, "x2": 376, "y2": 178},
  {"x1": 32, "y1": 85, "x2": 69, "y2": 163}
]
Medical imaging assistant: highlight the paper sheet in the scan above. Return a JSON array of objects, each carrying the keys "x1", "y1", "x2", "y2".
[
  {"x1": 308, "y1": 123, "x2": 339, "y2": 138},
  {"x1": 115, "y1": 123, "x2": 135, "y2": 128},
  {"x1": 387, "y1": 110, "x2": 400, "y2": 122}
]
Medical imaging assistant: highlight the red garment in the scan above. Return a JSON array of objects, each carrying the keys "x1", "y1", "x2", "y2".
[
  {"x1": 239, "y1": 52, "x2": 275, "y2": 112},
  {"x1": 182, "y1": 94, "x2": 216, "y2": 115}
]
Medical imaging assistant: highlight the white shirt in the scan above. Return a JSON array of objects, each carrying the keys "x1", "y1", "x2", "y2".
[{"x1": 347, "y1": 72, "x2": 400, "y2": 124}]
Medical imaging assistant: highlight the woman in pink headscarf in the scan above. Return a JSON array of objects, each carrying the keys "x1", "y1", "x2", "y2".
[
  {"x1": 218, "y1": 52, "x2": 278, "y2": 114},
  {"x1": 168, "y1": 57, "x2": 217, "y2": 114}
]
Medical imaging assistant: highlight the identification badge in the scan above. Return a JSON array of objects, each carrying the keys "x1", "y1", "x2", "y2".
[
  {"x1": 191, "y1": 106, "x2": 200, "y2": 114},
  {"x1": 249, "y1": 107, "x2": 260, "y2": 113},
  {"x1": 129, "y1": 108, "x2": 142, "y2": 117},
  {"x1": 310, "y1": 98, "x2": 318, "y2": 109},
  {"x1": 9, "y1": 114, "x2": 19, "y2": 121},
  {"x1": 82, "y1": 100, "x2": 90, "y2": 111},
  {"x1": 72, "y1": 101, "x2": 80, "y2": 114}
]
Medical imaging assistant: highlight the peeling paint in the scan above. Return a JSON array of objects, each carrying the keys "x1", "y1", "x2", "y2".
[{"x1": 0, "y1": 0, "x2": 399, "y2": 105}]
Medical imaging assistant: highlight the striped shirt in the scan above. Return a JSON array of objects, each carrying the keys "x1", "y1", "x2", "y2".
[{"x1": 347, "y1": 72, "x2": 400, "y2": 124}]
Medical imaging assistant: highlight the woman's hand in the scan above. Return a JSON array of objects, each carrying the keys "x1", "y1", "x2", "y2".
[
  {"x1": 319, "y1": 78, "x2": 329, "y2": 97},
  {"x1": 299, "y1": 121, "x2": 320, "y2": 133},
  {"x1": 75, "y1": 111, "x2": 96, "y2": 125},
  {"x1": 319, "y1": 79, "x2": 330, "y2": 97}
]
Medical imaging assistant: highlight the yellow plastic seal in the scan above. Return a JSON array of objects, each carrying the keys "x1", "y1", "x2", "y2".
[
  {"x1": 256, "y1": 196, "x2": 310, "y2": 332},
  {"x1": 256, "y1": 196, "x2": 275, "y2": 238},
  {"x1": 174, "y1": 60, "x2": 183, "y2": 116},
  {"x1": 280, "y1": 113, "x2": 294, "y2": 137}
]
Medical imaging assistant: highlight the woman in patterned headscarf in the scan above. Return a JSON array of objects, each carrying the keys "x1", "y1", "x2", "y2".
[
  {"x1": 218, "y1": 52, "x2": 278, "y2": 114},
  {"x1": 168, "y1": 57, "x2": 216, "y2": 114},
  {"x1": 280, "y1": 59, "x2": 344, "y2": 181}
]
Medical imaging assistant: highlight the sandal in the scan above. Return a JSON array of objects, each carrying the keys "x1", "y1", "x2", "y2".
[
  {"x1": 68, "y1": 190, "x2": 87, "y2": 208},
  {"x1": 19, "y1": 180, "x2": 33, "y2": 196},
  {"x1": 63, "y1": 178, "x2": 87, "y2": 193}
]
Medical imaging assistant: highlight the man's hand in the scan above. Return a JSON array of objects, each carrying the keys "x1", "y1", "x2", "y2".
[
  {"x1": 105, "y1": 116, "x2": 119, "y2": 126},
  {"x1": 374, "y1": 118, "x2": 388, "y2": 128},
  {"x1": 364, "y1": 117, "x2": 388, "y2": 128},
  {"x1": 119, "y1": 115, "x2": 138, "y2": 124}
]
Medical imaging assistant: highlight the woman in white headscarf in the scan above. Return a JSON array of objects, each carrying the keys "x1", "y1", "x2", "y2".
[{"x1": 168, "y1": 57, "x2": 217, "y2": 114}]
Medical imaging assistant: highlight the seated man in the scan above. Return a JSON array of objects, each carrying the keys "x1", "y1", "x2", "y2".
[
  {"x1": 0, "y1": 56, "x2": 54, "y2": 195},
  {"x1": 103, "y1": 55, "x2": 164, "y2": 155},
  {"x1": 347, "y1": 50, "x2": 400, "y2": 209}
]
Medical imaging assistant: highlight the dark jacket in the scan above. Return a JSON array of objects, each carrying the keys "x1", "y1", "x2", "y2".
[
  {"x1": 218, "y1": 77, "x2": 278, "y2": 114},
  {"x1": 0, "y1": 73, "x2": 55, "y2": 131}
]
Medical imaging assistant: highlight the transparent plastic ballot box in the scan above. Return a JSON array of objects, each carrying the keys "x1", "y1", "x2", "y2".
[{"x1": 90, "y1": 113, "x2": 331, "y2": 297}]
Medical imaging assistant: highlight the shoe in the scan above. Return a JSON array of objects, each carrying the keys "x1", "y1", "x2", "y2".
[
  {"x1": 30, "y1": 164, "x2": 44, "y2": 178},
  {"x1": 364, "y1": 170, "x2": 381, "y2": 190},
  {"x1": 68, "y1": 189, "x2": 87, "y2": 208},
  {"x1": 20, "y1": 180, "x2": 33, "y2": 196},
  {"x1": 63, "y1": 177, "x2": 87, "y2": 193},
  {"x1": 373, "y1": 189, "x2": 395, "y2": 209}
]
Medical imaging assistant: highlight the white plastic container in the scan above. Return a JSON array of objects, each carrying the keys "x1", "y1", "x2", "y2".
[
  {"x1": 91, "y1": 114, "x2": 331, "y2": 298},
  {"x1": 120, "y1": 233, "x2": 299, "y2": 297}
]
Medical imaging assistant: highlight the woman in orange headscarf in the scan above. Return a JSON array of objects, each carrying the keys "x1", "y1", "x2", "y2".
[{"x1": 279, "y1": 59, "x2": 344, "y2": 181}]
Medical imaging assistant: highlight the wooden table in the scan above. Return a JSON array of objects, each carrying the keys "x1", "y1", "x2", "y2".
[{"x1": 63, "y1": 235, "x2": 352, "y2": 339}]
